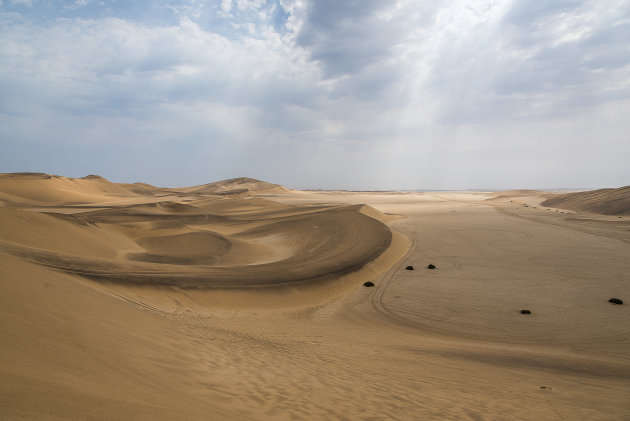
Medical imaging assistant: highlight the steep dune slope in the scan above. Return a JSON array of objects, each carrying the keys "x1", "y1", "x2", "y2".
[
  {"x1": 541, "y1": 185, "x2": 630, "y2": 215},
  {"x1": 2, "y1": 201, "x2": 395, "y2": 289},
  {"x1": 0, "y1": 173, "x2": 402, "y2": 291}
]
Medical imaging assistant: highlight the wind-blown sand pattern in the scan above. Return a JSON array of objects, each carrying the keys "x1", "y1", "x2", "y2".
[
  {"x1": 1, "y1": 174, "x2": 629, "y2": 420},
  {"x1": 2, "y1": 200, "x2": 392, "y2": 288},
  {"x1": 542, "y1": 186, "x2": 630, "y2": 216}
]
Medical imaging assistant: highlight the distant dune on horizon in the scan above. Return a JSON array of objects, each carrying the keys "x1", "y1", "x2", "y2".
[
  {"x1": 541, "y1": 185, "x2": 630, "y2": 216},
  {"x1": 2, "y1": 172, "x2": 628, "y2": 217}
]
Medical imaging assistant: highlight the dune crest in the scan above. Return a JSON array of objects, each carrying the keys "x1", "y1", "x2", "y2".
[
  {"x1": 2, "y1": 203, "x2": 396, "y2": 290},
  {"x1": 180, "y1": 177, "x2": 288, "y2": 195},
  {"x1": 0, "y1": 173, "x2": 404, "y2": 293},
  {"x1": 0, "y1": 174, "x2": 290, "y2": 206}
]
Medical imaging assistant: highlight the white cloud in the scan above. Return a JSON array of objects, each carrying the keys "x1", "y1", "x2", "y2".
[
  {"x1": 0, "y1": 14, "x2": 319, "y2": 111},
  {"x1": 0, "y1": 1, "x2": 629, "y2": 189},
  {"x1": 236, "y1": 0, "x2": 266, "y2": 12},
  {"x1": 220, "y1": 0, "x2": 232, "y2": 14},
  {"x1": 64, "y1": 0, "x2": 91, "y2": 10}
]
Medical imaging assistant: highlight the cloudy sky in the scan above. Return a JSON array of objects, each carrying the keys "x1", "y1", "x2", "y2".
[{"x1": 1, "y1": 0, "x2": 629, "y2": 189}]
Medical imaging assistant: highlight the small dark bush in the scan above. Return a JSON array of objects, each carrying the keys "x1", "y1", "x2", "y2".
[
  {"x1": 363, "y1": 281, "x2": 375, "y2": 287},
  {"x1": 520, "y1": 309, "x2": 531, "y2": 314},
  {"x1": 405, "y1": 265, "x2": 414, "y2": 270},
  {"x1": 609, "y1": 298, "x2": 623, "y2": 305},
  {"x1": 427, "y1": 264, "x2": 436, "y2": 269}
]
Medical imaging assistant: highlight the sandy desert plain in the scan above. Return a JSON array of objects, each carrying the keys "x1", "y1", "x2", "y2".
[{"x1": 1, "y1": 172, "x2": 629, "y2": 420}]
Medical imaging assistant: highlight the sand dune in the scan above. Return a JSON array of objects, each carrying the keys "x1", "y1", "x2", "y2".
[
  {"x1": 541, "y1": 185, "x2": 630, "y2": 215},
  {"x1": 0, "y1": 172, "x2": 136, "y2": 205},
  {"x1": 2, "y1": 174, "x2": 630, "y2": 420},
  {"x1": 116, "y1": 181, "x2": 179, "y2": 197},
  {"x1": 181, "y1": 177, "x2": 289, "y2": 196},
  {"x1": 0, "y1": 173, "x2": 286, "y2": 205},
  {"x1": 3, "y1": 203, "x2": 393, "y2": 288},
  {"x1": 0, "y1": 174, "x2": 402, "y2": 292}
]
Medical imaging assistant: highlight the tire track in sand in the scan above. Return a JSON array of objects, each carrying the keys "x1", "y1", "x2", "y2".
[{"x1": 370, "y1": 237, "x2": 419, "y2": 327}]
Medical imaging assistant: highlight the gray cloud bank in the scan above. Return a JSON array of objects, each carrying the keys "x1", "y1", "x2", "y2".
[{"x1": 1, "y1": 0, "x2": 629, "y2": 189}]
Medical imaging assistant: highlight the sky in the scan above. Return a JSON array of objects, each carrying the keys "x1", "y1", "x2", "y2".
[{"x1": 1, "y1": 0, "x2": 629, "y2": 190}]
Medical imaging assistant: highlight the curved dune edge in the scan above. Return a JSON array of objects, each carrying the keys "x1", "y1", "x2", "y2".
[
  {"x1": 0, "y1": 172, "x2": 413, "y2": 310},
  {"x1": 98, "y1": 228, "x2": 411, "y2": 312},
  {"x1": 3, "y1": 205, "x2": 395, "y2": 287},
  {"x1": 0, "y1": 194, "x2": 412, "y2": 311}
]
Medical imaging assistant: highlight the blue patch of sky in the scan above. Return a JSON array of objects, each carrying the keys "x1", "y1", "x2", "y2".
[
  {"x1": 1, "y1": 0, "x2": 179, "y2": 25},
  {"x1": 1, "y1": 0, "x2": 291, "y2": 38},
  {"x1": 270, "y1": 0, "x2": 289, "y2": 32}
]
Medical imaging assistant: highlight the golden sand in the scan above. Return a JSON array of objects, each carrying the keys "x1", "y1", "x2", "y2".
[{"x1": 1, "y1": 174, "x2": 629, "y2": 419}]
